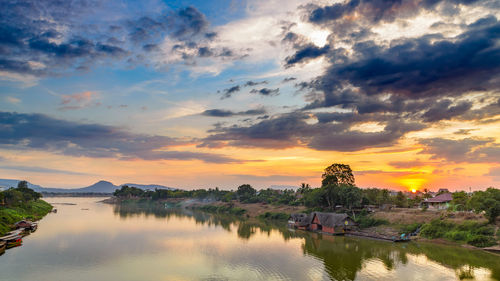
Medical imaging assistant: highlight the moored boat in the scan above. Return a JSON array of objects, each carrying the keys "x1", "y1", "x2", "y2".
[
  {"x1": 7, "y1": 228, "x2": 26, "y2": 236},
  {"x1": 0, "y1": 241, "x2": 6, "y2": 255},
  {"x1": 14, "y1": 220, "x2": 38, "y2": 231},
  {"x1": 0, "y1": 234, "x2": 23, "y2": 249}
]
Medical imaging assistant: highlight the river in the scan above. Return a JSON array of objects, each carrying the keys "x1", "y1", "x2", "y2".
[{"x1": 0, "y1": 197, "x2": 498, "y2": 281}]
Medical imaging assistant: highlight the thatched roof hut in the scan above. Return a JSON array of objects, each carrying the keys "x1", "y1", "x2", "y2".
[{"x1": 311, "y1": 212, "x2": 356, "y2": 228}]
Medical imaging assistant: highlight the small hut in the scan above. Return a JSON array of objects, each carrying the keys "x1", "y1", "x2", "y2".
[
  {"x1": 309, "y1": 212, "x2": 357, "y2": 234},
  {"x1": 422, "y1": 193, "x2": 452, "y2": 210}
]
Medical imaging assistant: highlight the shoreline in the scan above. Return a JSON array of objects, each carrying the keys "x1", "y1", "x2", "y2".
[
  {"x1": 0, "y1": 199, "x2": 53, "y2": 236},
  {"x1": 102, "y1": 196, "x2": 499, "y2": 253}
]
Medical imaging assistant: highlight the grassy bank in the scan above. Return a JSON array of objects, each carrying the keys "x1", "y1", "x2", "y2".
[
  {"x1": 0, "y1": 199, "x2": 53, "y2": 235},
  {"x1": 358, "y1": 211, "x2": 499, "y2": 248},
  {"x1": 419, "y1": 219, "x2": 498, "y2": 247}
]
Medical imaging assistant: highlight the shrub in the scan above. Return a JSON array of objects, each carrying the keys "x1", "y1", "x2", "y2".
[
  {"x1": 444, "y1": 230, "x2": 468, "y2": 241},
  {"x1": 420, "y1": 219, "x2": 455, "y2": 239},
  {"x1": 466, "y1": 235, "x2": 497, "y2": 248},
  {"x1": 419, "y1": 219, "x2": 498, "y2": 247}
]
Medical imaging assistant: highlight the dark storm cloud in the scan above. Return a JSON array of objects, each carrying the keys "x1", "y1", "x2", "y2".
[
  {"x1": 0, "y1": 1, "x2": 226, "y2": 76},
  {"x1": 422, "y1": 100, "x2": 473, "y2": 122},
  {"x1": 306, "y1": 0, "x2": 482, "y2": 25},
  {"x1": 308, "y1": 0, "x2": 360, "y2": 23},
  {"x1": 197, "y1": 47, "x2": 214, "y2": 57},
  {"x1": 127, "y1": 6, "x2": 209, "y2": 42},
  {"x1": 219, "y1": 81, "x2": 269, "y2": 99},
  {"x1": 174, "y1": 6, "x2": 210, "y2": 38},
  {"x1": 418, "y1": 137, "x2": 500, "y2": 163},
  {"x1": 201, "y1": 0, "x2": 498, "y2": 154},
  {"x1": 300, "y1": 16, "x2": 500, "y2": 126},
  {"x1": 0, "y1": 111, "x2": 242, "y2": 164},
  {"x1": 202, "y1": 109, "x2": 267, "y2": 117},
  {"x1": 250, "y1": 88, "x2": 280, "y2": 96},
  {"x1": 243, "y1": 80, "x2": 268, "y2": 87},
  {"x1": 221, "y1": 85, "x2": 241, "y2": 99},
  {"x1": 285, "y1": 44, "x2": 329, "y2": 67},
  {"x1": 317, "y1": 19, "x2": 499, "y2": 100},
  {"x1": 200, "y1": 112, "x2": 423, "y2": 151}
]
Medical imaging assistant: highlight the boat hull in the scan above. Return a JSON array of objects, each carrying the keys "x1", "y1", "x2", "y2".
[
  {"x1": 6, "y1": 238, "x2": 22, "y2": 249},
  {"x1": 0, "y1": 242, "x2": 6, "y2": 255}
]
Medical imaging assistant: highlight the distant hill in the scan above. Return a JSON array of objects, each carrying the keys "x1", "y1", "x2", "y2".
[
  {"x1": 0, "y1": 179, "x2": 45, "y2": 191},
  {"x1": 0, "y1": 179, "x2": 176, "y2": 193}
]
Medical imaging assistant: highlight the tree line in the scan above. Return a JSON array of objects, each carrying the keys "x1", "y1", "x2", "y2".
[
  {"x1": 113, "y1": 163, "x2": 500, "y2": 222},
  {"x1": 0, "y1": 180, "x2": 42, "y2": 207}
]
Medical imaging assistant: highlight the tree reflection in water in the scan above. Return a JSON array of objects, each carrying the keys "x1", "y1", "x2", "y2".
[{"x1": 113, "y1": 202, "x2": 500, "y2": 281}]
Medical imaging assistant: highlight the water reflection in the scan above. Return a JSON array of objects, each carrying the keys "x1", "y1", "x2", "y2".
[
  {"x1": 114, "y1": 202, "x2": 500, "y2": 281},
  {"x1": 1, "y1": 198, "x2": 498, "y2": 281}
]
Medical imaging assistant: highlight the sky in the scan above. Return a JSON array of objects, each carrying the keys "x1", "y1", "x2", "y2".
[{"x1": 0, "y1": 0, "x2": 499, "y2": 191}]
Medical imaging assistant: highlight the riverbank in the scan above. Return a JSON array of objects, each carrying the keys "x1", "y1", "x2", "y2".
[
  {"x1": 358, "y1": 208, "x2": 499, "y2": 249},
  {"x1": 0, "y1": 200, "x2": 53, "y2": 236},
  {"x1": 104, "y1": 196, "x2": 499, "y2": 249}
]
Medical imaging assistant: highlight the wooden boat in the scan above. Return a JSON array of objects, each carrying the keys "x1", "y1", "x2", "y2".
[
  {"x1": 7, "y1": 228, "x2": 26, "y2": 236},
  {"x1": 0, "y1": 234, "x2": 23, "y2": 249},
  {"x1": 14, "y1": 220, "x2": 38, "y2": 231},
  {"x1": 0, "y1": 241, "x2": 6, "y2": 255}
]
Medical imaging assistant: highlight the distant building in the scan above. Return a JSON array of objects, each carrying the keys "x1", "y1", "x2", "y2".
[{"x1": 422, "y1": 193, "x2": 453, "y2": 210}]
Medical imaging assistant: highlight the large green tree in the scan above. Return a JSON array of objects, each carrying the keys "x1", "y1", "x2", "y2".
[
  {"x1": 468, "y1": 188, "x2": 500, "y2": 223},
  {"x1": 321, "y1": 163, "x2": 355, "y2": 186},
  {"x1": 236, "y1": 184, "x2": 257, "y2": 202}
]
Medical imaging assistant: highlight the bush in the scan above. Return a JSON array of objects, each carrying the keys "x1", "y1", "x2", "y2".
[
  {"x1": 419, "y1": 219, "x2": 498, "y2": 247},
  {"x1": 444, "y1": 230, "x2": 468, "y2": 241},
  {"x1": 420, "y1": 220, "x2": 455, "y2": 239},
  {"x1": 466, "y1": 235, "x2": 497, "y2": 247}
]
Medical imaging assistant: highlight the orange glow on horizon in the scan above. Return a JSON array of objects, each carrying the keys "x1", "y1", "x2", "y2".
[{"x1": 398, "y1": 178, "x2": 426, "y2": 192}]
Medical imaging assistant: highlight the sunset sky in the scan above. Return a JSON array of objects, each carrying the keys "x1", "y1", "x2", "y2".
[{"x1": 0, "y1": 0, "x2": 499, "y2": 191}]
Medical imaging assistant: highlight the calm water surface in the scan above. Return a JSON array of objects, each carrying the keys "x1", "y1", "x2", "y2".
[{"x1": 1, "y1": 197, "x2": 499, "y2": 281}]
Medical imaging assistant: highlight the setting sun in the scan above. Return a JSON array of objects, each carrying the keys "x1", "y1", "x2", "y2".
[{"x1": 398, "y1": 178, "x2": 426, "y2": 192}]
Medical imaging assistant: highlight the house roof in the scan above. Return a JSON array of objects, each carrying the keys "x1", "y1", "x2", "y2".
[
  {"x1": 311, "y1": 212, "x2": 354, "y2": 228},
  {"x1": 425, "y1": 192, "x2": 452, "y2": 203},
  {"x1": 290, "y1": 213, "x2": 312, "y2": 227}
]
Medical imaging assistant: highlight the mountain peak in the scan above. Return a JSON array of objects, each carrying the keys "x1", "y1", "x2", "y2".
[{"x1": 94, "y1": 180, "x2": 114, "y2": 185}]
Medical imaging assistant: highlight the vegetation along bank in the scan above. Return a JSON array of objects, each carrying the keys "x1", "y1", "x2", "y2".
[
  {"x1": 0, "y1": 181, "x2": 53, "y2": 236},
  {"x1": 110, "y1": 163, "x2": 500, "y2": 248}
]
